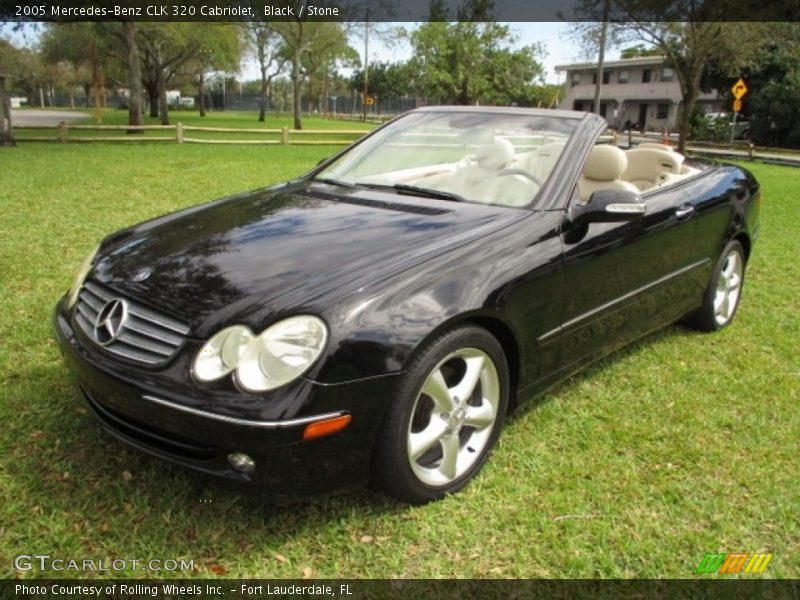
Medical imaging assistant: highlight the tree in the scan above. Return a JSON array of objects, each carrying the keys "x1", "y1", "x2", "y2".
[
  {"x1": 138, "y1": 24, "x2": 236, "y2": 125},
  {"x1": 703, "y1": 23, "x2": 800, "y2": 148},
  {"x1": 572, "y1": 1, "x2": 767, "y2": 152},
  {"x1": 269, "y1": 21, "x2": 352, "y2": 129},
  {"x1": 246, "y1": 23, "x2": 288, "y2": 122},
  {"x1": 190, "y1": 24, "x2": 241, "y2": 118},
  {"x1": 407, "y1": 16, "x2": 544, "y2": 105}
]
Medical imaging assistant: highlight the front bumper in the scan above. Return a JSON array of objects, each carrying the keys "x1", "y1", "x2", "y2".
[{"x1": 53, "y1": 300, "x2": 402, "y2": 498}]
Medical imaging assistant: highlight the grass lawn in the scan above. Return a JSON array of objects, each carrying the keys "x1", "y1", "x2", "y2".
[{"x1": 0, "y1": 143, "x2": 798, "y2": 579}]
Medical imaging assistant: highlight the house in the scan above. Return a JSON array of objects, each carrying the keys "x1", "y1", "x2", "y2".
[{"x1": 555, "y1": 56, "x2": 725, "y2": 131}]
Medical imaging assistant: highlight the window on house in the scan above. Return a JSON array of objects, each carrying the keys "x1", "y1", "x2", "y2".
[
  {"x1": 571, "y1": 73, "x2": 581, "y2": 87},
  {"x1": 661, "y1": 68, "x2": 674, "y2": 81},
  {"x1": 642, "y1": 69, "x2": 651, "y2": 83},
  {"x1": 602, "y1": 71, "x2": 610, "y2": 84},
  {"x1": 618, "y1": 70, "x2": 629, "y2": 83},
  {"x1": 657, "y1": 103, "x2": 669, "y2": 119}
]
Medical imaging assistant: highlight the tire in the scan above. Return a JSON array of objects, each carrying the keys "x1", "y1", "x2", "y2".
[
  {"x1": 372, "y1": 325, "x2": 510, "y2": 504},
  {"x1": 687, "y1": 240, "x2": 746, "y2": 332}
]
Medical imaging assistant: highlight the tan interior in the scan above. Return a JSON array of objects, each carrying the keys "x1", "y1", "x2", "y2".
[{"x1": 577, "y1": 145, "x2": 639, "y2": 202}]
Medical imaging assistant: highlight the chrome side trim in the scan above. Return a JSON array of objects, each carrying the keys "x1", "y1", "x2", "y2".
[
  {"x1": 536, "y1": 258, "x2": 710, "y2": 343},
  {"x1": 141, "y1": 394, "x2": 346, "y2": 429}
]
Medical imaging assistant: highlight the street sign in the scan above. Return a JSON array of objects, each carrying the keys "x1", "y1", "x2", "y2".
[
  {"x1": 733, "y1": 99, "x2": 742, "y2": 113},
  {"x1": 365, "y1": 96, "x2": 375, "y2": 106},
  {"x1": 731, "y1": 78, "x2": 748, "y2": 100}
]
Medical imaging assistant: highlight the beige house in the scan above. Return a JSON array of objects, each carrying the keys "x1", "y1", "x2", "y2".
[{"x1": 555, "y1": 56, "x2": 724, "y2": 131}]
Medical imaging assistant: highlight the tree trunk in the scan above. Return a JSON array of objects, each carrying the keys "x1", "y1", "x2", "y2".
[
  {"x1": 198, "y1": 71, "x2": 206, "y2": 117},
  {"x1": 146, "y1": 84, "x2": 159, "y2": 118},
  {"x1": 158, "y1": 70, "x2": 170, "y2": 126},
  {"x1": 123, "y1": 22, "x2": 144, "y2": 132},
  {"x1": 259, "y1": 66, "x2": 268, "y2": 122},
  {"x1": 0, "y1": 75, "x2": 15, "y2": 147},
  {"x1": 292, "y1": 47, "x2": 302, "y2": 130},
  {"x1": 676, "y1": 66, "x2": 703, "y2": 154}
]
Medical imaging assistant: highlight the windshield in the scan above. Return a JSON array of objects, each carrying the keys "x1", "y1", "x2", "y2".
[{"x1": 316, "y1": 111, "x2": 578, "y2": 208}]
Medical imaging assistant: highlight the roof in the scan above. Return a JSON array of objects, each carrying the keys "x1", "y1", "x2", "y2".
[{"x1": 555, "y1": 56, "x2": 667, "y2": 72}]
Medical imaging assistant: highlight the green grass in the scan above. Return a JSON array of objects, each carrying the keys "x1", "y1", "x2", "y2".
[{"x1": 0, "y1": 145, "x2": 798, "y2": 579}]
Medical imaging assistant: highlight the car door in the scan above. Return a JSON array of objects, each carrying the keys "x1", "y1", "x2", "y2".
[{"x1": 554, "y1": 183, "x2": 701, "y2": 368}]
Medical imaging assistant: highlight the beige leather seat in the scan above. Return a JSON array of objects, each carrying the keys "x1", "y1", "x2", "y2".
[
  {"x1": 526, "y1": 141, "x2": 566, "y2": 182},
  {"x1": 451, "y1": 138, "x2": 536, "y2": 206},
  {"x1": 622, "y1": 148, "x2": 683, "y2": 191},
  {"x1": 578, "y1": 145, "x2": 639, "y2": 202}
]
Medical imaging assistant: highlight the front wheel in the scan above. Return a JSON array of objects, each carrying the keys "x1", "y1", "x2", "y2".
[
  {"x1": 372, "y1": 326, "x2": 509, "y2": 504},
  {"x1": 687, "y1": 240, "x2": 746, "y2": 332}
]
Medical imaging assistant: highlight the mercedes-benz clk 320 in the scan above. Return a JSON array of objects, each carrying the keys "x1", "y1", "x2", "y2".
[{"x1": 54, "y1": 107, "x2": 760, "y2": 503}]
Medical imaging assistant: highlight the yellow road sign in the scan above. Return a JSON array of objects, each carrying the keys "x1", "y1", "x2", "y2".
[
  {"x1": 731, "y1": 78, "x2": 748, "y2": 100},
  {"x1": 733, "y1": 99, "x2": 742, "y2": 113},
  {"x1": 365, "y1": 96, "x2": 375, "y2": 106}
]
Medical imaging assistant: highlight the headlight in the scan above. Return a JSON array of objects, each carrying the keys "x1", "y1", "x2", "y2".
[
  {"x1": 192, "y1": 316, "x2": 328, "y2": 392},
  {"x1": 67, "y1": 244, "x2": 99, "y2": 308},
  {"x1": 193, "y1": 325, "x2": 254, "y2": 382},
  {"x1": 237, "y1": 316, "x2": 328, "y2": 392}
]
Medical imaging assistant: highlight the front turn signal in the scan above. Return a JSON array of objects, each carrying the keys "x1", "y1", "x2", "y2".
[{"x1": 302, "y1": 415, "x2": 352, "y2": 441}]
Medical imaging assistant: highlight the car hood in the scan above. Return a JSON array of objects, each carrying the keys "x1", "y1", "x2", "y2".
[{"x1": 92, "y1": 181, "x2": 526, "y2": 336}]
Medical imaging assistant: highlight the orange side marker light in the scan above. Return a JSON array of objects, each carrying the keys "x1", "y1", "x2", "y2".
[{"x1": 303, "y1": 415, "x2": 352, "y2": 440}]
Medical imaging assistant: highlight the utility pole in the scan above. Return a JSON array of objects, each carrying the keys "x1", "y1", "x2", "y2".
[
  {"x1": 362, "y1": 19, "x2": 369, "y2": 122},
  {"x1": 593, "y1": 0, "x2": 611, "y2": 116}
]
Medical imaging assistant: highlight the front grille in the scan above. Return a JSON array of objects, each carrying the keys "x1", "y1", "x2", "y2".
[{"x1": 74, "y1": 280, "x2": 190, "y2": 366}]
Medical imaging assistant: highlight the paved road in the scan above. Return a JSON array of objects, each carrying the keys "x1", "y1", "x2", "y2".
[{"x1": 11, "y1": 109, "x2": 89, "y2": 127}]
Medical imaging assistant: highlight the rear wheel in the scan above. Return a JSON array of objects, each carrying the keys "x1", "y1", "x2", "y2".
[
  {"x1": 687, "y1": 240, "x2": 746, "y2": 332},
  {"x1": 372, "y1": 326, "x2": 509, "y2": 504}
]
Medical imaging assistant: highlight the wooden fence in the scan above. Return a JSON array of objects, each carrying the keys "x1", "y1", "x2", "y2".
[{"x1": 13, "y1": 122, "x2": 368, "y2": 145}]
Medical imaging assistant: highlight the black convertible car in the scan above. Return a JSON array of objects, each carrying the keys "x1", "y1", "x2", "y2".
[{"x1": 54, "y1": 107, "x2": 760, "y2": 503}]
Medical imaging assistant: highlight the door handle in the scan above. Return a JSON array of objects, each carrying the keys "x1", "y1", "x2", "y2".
[{"x1": 675, "y1": 204, "x2": 695, "y2": 220}]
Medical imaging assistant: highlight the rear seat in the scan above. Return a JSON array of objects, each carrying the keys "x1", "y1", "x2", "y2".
[{"x1": 621, "y1": 147, "x2": 683, "y2": 191}]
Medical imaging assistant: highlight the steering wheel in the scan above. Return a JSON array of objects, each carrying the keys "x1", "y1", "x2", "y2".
[{"x1": 496, "y1": 168, "x2": 544, "y2": 187}]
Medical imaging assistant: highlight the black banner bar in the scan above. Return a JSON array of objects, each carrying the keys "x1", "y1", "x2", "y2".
[
  {"x1": 4, "y1": 579, "x2": 800, "y2": 600},
  {"x1": 2, "y1": 0, "x2": 800, "y2": 22}
]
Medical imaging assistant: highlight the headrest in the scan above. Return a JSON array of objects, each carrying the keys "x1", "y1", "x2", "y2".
[
  {"x1": 638, "y1": 142, "x2": 674, "y2": 151},
  {"x1": 476, "y1": 137, "x2": 515, "y2": 170},
  {"x1": 582, "y1": 145, "x2": 628, "y2": 181}
]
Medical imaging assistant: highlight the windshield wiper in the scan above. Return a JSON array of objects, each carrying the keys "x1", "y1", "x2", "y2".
[
  {"x1": 355, "y1": 182, "x2": 465, "y2": 203},
  {"x1": 314, "y1": 177, "x2": 357, "y2": 189}
]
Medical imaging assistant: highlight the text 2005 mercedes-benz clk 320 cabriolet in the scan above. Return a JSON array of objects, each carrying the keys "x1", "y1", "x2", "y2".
[{"x1": 54, "y1": 107, "x2": 760, "y2": 503}]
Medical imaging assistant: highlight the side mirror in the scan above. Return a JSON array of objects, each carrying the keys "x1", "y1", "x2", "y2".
[{"x1": 569, "y1": 188, "x2": 646, "y2": 225}]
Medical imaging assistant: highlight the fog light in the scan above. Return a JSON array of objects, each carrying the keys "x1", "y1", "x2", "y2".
[{"x1": 227, "y1": 452, "x2": 256, "y2": 473}]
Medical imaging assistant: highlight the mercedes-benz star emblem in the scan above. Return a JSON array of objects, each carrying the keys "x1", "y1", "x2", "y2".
[{"x1": 94, "y1": 298, "x2": 129, "y2": 345}]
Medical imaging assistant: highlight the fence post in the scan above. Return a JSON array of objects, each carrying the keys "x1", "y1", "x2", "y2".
[
  {"x1": 748, "y1": 143, "x2": 754, "y2": 161},
  {"x1": 281, "y1": 127, "x2": 289, "y2": 145},
  {"x1": 58, "y1": 121, "x2": 67, "y2": 143},
  {"x1": 176, "y1": 122, "x2": 184, "y2": 144}
]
